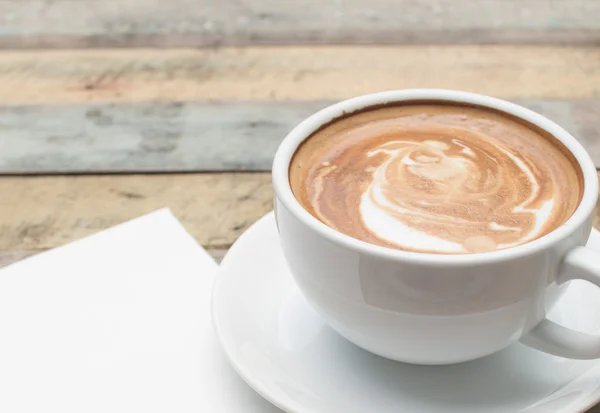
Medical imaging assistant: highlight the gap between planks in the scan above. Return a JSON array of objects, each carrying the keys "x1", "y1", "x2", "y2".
[
  {"x1": 0, "y1": 47, "x2": 597, "y2": 104},
  {"x1": 0, "y1": 172, "x2": 598, "y2": 257},
  {"x1": 0, "y1": 0, "x2": 599, "y2": 48}
]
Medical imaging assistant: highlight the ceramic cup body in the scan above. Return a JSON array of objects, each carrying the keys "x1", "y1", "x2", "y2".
[{"x1": 272, "y1": 90, "x2": 599, "y2": 365}]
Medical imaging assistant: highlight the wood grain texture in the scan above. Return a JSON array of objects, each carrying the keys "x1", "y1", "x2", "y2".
[
  {"x1": 0, "y1": 173, "x2": 272, "y2": 251},
  {"x1": 0, "y1": 47, "x2": 598, "y2": 104},
  {"x1": 0, "y1": 172, "x2": 598, "y2": 253},
  {"x1": 0, "y1": 250, "x2": 38, "y2": 268},
  {"x1": 0, "y1": 99, "x2": 598, "y2": 173},
  {"x1": 0, "y1": 101, "x2": 323, "y2": 173},
  {"x1": 0, "y1": 0, "x2": 599, "y2": 48}
]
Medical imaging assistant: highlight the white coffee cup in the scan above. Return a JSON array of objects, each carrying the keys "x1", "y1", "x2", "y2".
[{"x1": 272, "y1": 89, "x2": 600, "y2": 365}]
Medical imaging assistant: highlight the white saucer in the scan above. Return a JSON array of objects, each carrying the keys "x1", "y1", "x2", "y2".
[{"x1": 213, "y1": 212, "x2": 600, "y2": 413}]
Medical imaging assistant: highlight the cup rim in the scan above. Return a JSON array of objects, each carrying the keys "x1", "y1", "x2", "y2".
[{"x1": 272, "y1": 89, "x2": 599, "y2": 266}]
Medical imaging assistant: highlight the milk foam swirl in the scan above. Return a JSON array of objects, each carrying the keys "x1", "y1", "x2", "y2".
[
  {"x1": 290, "y1": 104, "x2": 582, "y2": 254},
  {"x1": 360, "y1": 135, "x2": 553, "y2": 253}
]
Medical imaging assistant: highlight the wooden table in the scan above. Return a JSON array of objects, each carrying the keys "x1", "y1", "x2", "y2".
[{"x1": 0, "y1": 0, "x2": 599, "y2": 410}]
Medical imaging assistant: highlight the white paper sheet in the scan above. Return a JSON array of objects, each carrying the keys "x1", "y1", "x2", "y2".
[{"x1": 0, "y1": 209, "x2": 281, "y2": 413}]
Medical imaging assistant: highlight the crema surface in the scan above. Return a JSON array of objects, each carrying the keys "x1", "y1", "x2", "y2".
[{"x1": 289, "y1": 103, "x2": 583, "y2": 254}]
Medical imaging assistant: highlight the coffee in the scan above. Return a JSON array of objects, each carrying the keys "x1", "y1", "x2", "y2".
[{"x1": 289, "y1": 103, "x2": 583, "y2": 254}]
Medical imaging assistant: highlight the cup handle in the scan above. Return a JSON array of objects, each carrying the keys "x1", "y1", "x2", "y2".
[{"x1": 521, "y1": 246, "x2": 600, "y2": 359}]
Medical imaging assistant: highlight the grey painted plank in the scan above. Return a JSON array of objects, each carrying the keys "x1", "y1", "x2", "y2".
[
  {"x1": 0, "y1": 101, "x2": 327, "y2": 172},
  {"x1": 0, "y1": 0, "x2": 599, "y2": 48},
  {"x1": 1, "y1": 99, "x2": 600, "y2": 173},
  {"x1": 0, "y1": 99, "x2": 598, "y2": 174}
]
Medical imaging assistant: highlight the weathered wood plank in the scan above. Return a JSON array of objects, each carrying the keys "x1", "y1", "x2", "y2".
[
  {"x1": 0, "y1": 250, "x2": 38, "y2": 268},
  {"x1": 0, "y1": 172, "x2": 598, "y2": 253},
  {"x1": 0, "y1": 173, "x2": 273, "y2": 251},
  {"x1": 0, "y1": 47, "x2": 597, "y2": 104},
  {"x1": 0, "y1": 99, "x2": 598, "y2": 173},
  {"x1": 0, "y1": 0, "x2": 598, "y2": 48},
  {"x1": 0, "y1": 101, "x2": 323, "y2": 173}
]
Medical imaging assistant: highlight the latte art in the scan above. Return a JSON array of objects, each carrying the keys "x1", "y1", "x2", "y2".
[
  {"x1": 290, "y1": 104, "x2": 582, "y2": 254},
  {"x1": 360, "y1": 136, "x2": 554, "y2": 253}
]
